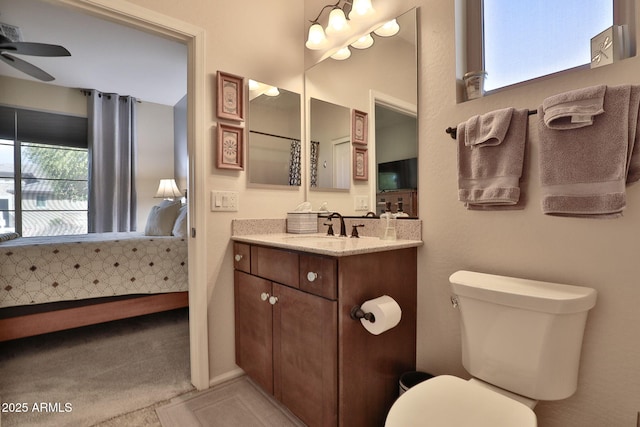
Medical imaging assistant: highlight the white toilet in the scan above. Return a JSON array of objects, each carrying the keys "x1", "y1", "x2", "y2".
[{"x1": 386, "y1": 270, "x2": 597, "y2": 427}]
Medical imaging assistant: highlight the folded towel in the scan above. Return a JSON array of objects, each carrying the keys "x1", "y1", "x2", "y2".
[
  {"x1": 626, "y1": 86, "x2": 640, "y2": 184},
  {"x1": 464, "y1": 108, "x2": 514, "y2": 147},
  {"x1": 543, "y1": 85, "x2": 606, "y2": 130},
  {"x1": 457, "y1": 108, "x2": 529, "y2": 209},
  {"x1": 538, "y1": 85, "x2": 634, "y2": 218}
]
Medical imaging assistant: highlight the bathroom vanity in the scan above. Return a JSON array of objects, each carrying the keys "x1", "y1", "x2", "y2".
[{"x1": 232, "y1": 232, "x2": 421, "y2": 427}]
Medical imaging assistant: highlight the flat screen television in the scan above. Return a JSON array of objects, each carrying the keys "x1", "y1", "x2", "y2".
[{"x1": 377, "y1": 158, "x2": 417, "y2": 191}]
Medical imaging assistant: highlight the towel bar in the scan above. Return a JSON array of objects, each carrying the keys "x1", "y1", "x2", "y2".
[{"x1": 446, "y1": 109, "x2": 537, "y2": 140}]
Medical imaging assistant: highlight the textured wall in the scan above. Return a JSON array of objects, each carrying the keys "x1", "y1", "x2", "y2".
[{"x1": 419, "y1": 2, "x2": 640, "y2": 426}]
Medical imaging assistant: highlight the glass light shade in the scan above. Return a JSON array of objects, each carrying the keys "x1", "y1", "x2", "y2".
[
  {"x1": 306, "y1": 23, "x2": 328, "y2": 50},
  {"x1": 349, "y1": 0, "x2": 374, "y2": 19},
  {"x1": 264, "y1": 86, "x2": 280, "y2": 96},
  {"x1": 351, "y1": 33, "x2": 374, "y2": 49},
  {"x1": 331, "y1": 46, "x2": 351, "y2": 60},
  {"x1": 155, "y1": 179, "x2": 182, "y2": 199},
  {"x1": 374, "y1": 19, "x2": 400, "y2": 37},
  {"x1": 326, "y1": 8, "x2": 349, "y2": 35},
  {"x1": 248, "y1": 79, "x2": 259, "y2": 90}
]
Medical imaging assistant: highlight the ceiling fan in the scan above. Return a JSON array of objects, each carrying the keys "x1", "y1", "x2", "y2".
[{"x1": 0, "y1": 25, "x2": 70, "y2": 82}]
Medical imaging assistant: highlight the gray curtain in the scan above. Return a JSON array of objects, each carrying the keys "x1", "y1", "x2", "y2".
[{"x1": 87, "y1": 90, "x2": 137, "y2": 232}]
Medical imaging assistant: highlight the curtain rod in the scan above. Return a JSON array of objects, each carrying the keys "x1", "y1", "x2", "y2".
[
  {"x1": 249, "y1": 129, "x2": 299, "y2": 142},
  {"x1": 445, "y1": 109, "x2": 537, "y2": 140},
  {"x1": 79, "y1": 89, "x2": 142, "y2": 103}
]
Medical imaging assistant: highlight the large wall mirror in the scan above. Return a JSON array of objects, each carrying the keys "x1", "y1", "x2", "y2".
[
  {"x1": 248, "y1": 80, "x2": 302, "y2": 187},
  {"x1": 304, "y1": 8, "x2": 418, "y2": 216}
]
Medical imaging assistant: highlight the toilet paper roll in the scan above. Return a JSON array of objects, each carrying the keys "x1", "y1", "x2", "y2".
[{"x1": 359, "y1": 295, "x2": 402, "y2": 335}]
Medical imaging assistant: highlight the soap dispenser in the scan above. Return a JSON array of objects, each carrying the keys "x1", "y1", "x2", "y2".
[
  {"x1": 396, "y1": 200, "x2": 409, "y2": 218},
  {"x1": 380, "y1": 201, "x2": 397, "y2": 241}
]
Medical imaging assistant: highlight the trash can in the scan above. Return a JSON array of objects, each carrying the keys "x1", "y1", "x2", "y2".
[{"x1": 399, "y1": 371, "x2": 433, "y2": 396}]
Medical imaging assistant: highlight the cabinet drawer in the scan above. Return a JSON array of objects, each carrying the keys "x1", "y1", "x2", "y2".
[
  {"x1": 299, "y1": 254, "x2": 337, "y2": 300},
  {"x1": 233, "y1": 243, "x2": 251, "y2": 273},
  {"x1": 251, "y1": 246, "x2": 299, "y2": 288}
]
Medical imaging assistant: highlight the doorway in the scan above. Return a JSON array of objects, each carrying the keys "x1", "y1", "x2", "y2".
[
  {"x1": 60, "y1": 0, "x2": 208, "y2": 390},
  {"x1": 372, "y1": 93, "x2": 418, "y2": 217}
]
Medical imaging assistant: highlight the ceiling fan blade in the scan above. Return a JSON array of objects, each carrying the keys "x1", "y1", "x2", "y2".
[
  {"x1": 0, "y1": 53, "x2": 55, "y2": 81},
  {"x1": 0, "y1": 41, "x2": 70, "y2": 57}
]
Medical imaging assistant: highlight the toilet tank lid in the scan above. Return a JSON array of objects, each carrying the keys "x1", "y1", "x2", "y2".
[{"x1": 449, "y1": 270, "x2": 597, "y2": 314}]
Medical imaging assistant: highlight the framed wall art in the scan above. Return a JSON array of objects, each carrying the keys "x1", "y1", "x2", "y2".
[
  {"x1": 352, "y1": 109, "x2": 368, "y2": 145},
  {"x1": 216, "y1": 71, "x2": 245, "y2": 121},
  {"x1": 217, "y1": 123, "x2": 244, "y2": 170},
  {"x1": 353, "y1": 146, "x2": 368, "y2": 181}
]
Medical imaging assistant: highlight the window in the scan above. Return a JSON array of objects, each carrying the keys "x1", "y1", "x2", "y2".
[
  {"x1": 0, "y1": 107, "x2": 88, "y2": 237},
  {"x1": 466, "y1": 0, "x2": 634, "y2": 93}
]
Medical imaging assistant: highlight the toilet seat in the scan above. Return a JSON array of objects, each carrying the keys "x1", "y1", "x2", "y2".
[{"x1": 385, "y1": 375, "x2": 537, "y2": 427}]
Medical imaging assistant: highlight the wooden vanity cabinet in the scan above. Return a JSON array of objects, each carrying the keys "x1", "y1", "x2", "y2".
[{"x1": 233, "y1": 242, "x2": 417, "y2": 427}]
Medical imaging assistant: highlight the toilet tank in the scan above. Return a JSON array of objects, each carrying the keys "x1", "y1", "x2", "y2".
[{"x1": 449, "y1": 270, "x2": 597, "y2": 401}]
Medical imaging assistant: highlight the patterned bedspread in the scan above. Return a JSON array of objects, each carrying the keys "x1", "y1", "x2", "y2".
[{"x1": 0, "y1": 232, "x2": 188, "y2": 308}]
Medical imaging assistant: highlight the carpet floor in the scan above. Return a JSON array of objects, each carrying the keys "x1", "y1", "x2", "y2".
[
  {"x1": 0, "y1": 308, "x2": 193, "y2": 427},
  {"x1": 156, "y1": 376, "x2": 305, "y2": 427}
]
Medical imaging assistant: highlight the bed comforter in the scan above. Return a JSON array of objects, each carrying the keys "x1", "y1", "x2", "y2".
[{"x1": 0, "y1": 232, "x2": 188, "y2": 309}]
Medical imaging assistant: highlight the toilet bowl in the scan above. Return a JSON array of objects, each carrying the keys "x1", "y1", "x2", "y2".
[
  {"x1": 385, "y1": 375, "x2": 536, "y2": 427},
  {"x1": 385, "y1": 270, "x2": 597, "y2": 427}
]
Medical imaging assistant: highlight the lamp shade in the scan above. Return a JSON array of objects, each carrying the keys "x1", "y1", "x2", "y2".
[
  {"x1": 331, "y1": 46, "x2": 351, "y2": 60},
  {"x1": 306, "y1": 23, "x2": 328, "y2": 49},
  {"x1": 351, "y1": 33, "x2": 374, "y2": 49},
  {"x1": 326, "y1": 7, "x2": 349, "y2": 35},
  {"x1": 349, "y1": 0, "x2": 374, "y2": 19},
  {"x1": 374, "y1": 19, "x2": 400, "y2": 37},
  {"x1": 155, "y1": 179, "x2": 182, "y2": 199}
]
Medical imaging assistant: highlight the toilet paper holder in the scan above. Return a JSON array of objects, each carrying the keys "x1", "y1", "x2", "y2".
[{"x1": 350, "y1": 305, "x2": 376, "y2": 323}]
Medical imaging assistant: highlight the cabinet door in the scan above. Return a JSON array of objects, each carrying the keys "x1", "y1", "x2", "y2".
[
  {"x1": 272, "y1": 283, "x2": 338, "y2": 427},
  {"x1": 233, "y1": 242, "x2": 251, "y2": 273},
  {"x1": 234, "y1": 271, "x2": 273, "y2": 394}
]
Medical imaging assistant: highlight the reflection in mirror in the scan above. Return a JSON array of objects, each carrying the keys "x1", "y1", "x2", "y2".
[
  {"x1": 309, "y1": 98, "x2": 351, "y2": 190},
  {"x1": 305, "y1": 8, "x2": 418, "y2": 215},
  {"x1": 248, "y1": 81, "x2": 301, "y2": 186}
]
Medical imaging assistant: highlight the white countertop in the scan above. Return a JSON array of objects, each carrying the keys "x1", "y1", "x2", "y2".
[{"x1": 231, "y1": 233, "x2": 423, "y2": 257}]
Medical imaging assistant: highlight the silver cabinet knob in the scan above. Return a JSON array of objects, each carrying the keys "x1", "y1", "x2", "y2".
[
  {"x1": 268, "y1": 296, "x2": 278, "y2": 305},
  {"x1": 307, "y1": 272, "x2": 318, "y2": 282},
  {"x1": 234, "y1": 254, "x2": 243, "y2": 262},
  {"x1": 260, "y1": 292, "x2": 269, "y2": 301}
]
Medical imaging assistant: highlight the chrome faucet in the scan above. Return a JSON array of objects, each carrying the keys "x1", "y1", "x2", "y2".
[{"x1": 327, "y1": 212, "x2": 347, "y2": 237}]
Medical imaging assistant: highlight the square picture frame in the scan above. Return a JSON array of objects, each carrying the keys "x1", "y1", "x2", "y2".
[
  {"x1": 217, "y1": 123, "x2": 244, "y2": 170},
  {"x1": 352, "y1": 109, "x2": 368, "y2": 145},
  {"x1": 353, "y1": 146, "x2": 368, "y2": 181},
  {"x1": 216, "y1": 71, "x2": 245, "y2": 121}
]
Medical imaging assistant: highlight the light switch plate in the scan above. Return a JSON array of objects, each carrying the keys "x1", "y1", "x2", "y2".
[
  {"x1": 354, "y1": 195, "x2": 369, "y2": 211},
  {"x1": 211, "y1": 190, "x2": 238, "y2": 212}
]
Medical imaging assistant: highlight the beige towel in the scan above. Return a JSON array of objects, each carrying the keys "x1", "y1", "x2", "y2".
[
  {"x1": 464, "y1": 108, "x2": 514, "y2": 147},
  {"x1": 543, "y1": 85, "x2": 606, "y2": 130},
  {"x1": 626, "y1": 86, "x2": 640, "y2": 184},
  {"x1": 457, "y1": 108, "x2": 529, "y2": 209},
  {"x1": 538, "y1": 85, "x2": 635, "y2": 218}
]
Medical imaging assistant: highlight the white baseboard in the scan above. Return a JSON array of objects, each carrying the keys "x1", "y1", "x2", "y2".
[{"x1": 209, "y1": 367, "x2": 245, "y2": 388}]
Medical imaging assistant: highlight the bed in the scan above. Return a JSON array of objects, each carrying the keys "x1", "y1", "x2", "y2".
[{"x1": 0, "y1": 232, "x2": 188, "y2": 341}]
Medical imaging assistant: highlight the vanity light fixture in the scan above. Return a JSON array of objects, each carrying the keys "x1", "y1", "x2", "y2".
[
  {"x1": 264, "y1": 86, "x2": 280, "y2": 96},
  {"x1": 305, "y1": 0, "x2": 374, "y2": 50},
  {"x1": 248, "y1": 79, "x2": 280, "y2": 98}
]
